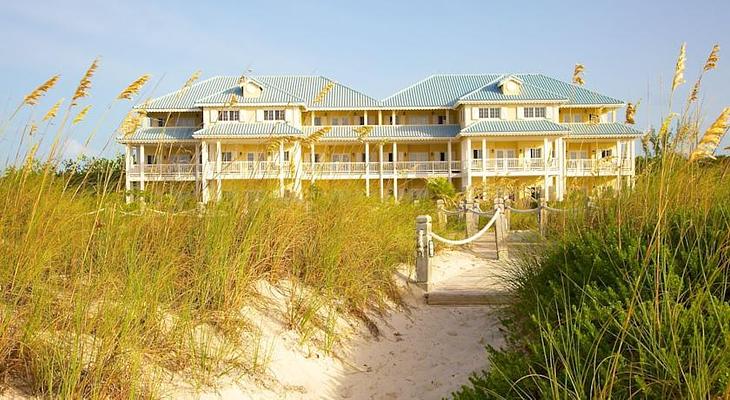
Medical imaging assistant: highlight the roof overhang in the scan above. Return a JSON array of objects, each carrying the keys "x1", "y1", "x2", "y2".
[{"x1": 560, "y1": 103, "x2": 624, "y2": 108}]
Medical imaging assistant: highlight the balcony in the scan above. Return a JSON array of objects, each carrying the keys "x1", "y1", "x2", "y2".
[
  {"x1": 468, "y1": 158, "x2": 559, "y2": 176},
  {"x1": 126, "y1": 164, "x2": 199, "y2": 181},
  {"x1": 565, "y1": 159, "x2": 631, "y2": 176},
  {"x1": 126, "y1": 158, "x2": 633, "y2": 181}
]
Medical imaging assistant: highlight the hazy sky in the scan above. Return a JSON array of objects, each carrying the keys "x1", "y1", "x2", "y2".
[{"x1": 1, "y1": 0, "x2": 728, "y2": 162}]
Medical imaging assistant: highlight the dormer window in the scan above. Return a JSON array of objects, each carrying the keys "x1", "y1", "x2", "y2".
[
  {"x1": 218, "y1": 110, "x2": 239, "y2": 121},
  {"x1": 523, "y1": 107, "x2": 546, "y2": 118},
  {"x1": 498, "y1": 75, "x2": 523, "y2": 95},
  {"x1": 478, "y1": 107, "x2": 501, "y2": 119},
  {"x1": 264, "y1": 110, "x2": 286, "y2": 121}
]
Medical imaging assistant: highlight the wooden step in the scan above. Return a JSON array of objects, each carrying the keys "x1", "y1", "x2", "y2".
[{"x1": 425, "y1": 290, "x2": 512, "y2": 306}]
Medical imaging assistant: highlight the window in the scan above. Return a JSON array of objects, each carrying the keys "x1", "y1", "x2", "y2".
[
  {"x1": 359, "y1": 116, "x2": 365, "y2": 125},
  {"x1": 156, "y1": 118, "x2": 165, "y2": 127},
  {"x1": 523, "y1": 107, "x2": 546, "y2": 118},
  {"x1": 569, "y1": 150, "x2": 588, "y2": 159},
  {"x1": 562, "y1": 114, "x2": 570, "y2": 123},
  {"x1": 528, "y1": 148, "x2": 542, "y2": 159},
  {"x1": 222, "y1": 152, "x2": 233, "y2": 162},
  {"x1": 246, "y1": 153, "x2": 255, "y2": 162},
  {"x1": 409, "y1": 152, "x2": 428, "y2": 161},
  {"x1": 217, "y1": 110, "x2": 239, "y2": 121},
  {"x1": 388, "y1": 153, "x2": 393, "y2": 162},
  {"x1": 264, "y1": 110, "x2": 285, "y2": 121},
  {"x1": 409, "y1": 115, "x2": 428, "y2": 124},
  {"x1": 573, "y1": 114, "x2": 582, "y2": 123},
  {"x1": 589, "y1": 114, "x2": 600, "y2": 124},
  {"x1": 439, "y1": 152, "x2": 446, "y2": 161},
  {"x1": 620, "y1": 142, "x2": 630, "y2": 159},
  {"x1": 146, "y1": 155, "x2": 156, "y2": 165},
  {"x1": 170, "y1": 154, "x2": 191, "y2": 164},
  {"x1": 389, "y1": 115, "x2": 401, "y2": 125},
  {"x1": 283, "y1": 151, "x2": 290, "y2": 162},
  {"x1": 331, "y1": 117, "x2": 339, "y2": 126},
  {"x1": 313, "y1": 117, "x2": 322, "y2": 126},
  {"x1": 340, "y1": 116, "x2": 349, "y2": 125},
  {"x1": 437, "y1": 115, "x2": 447, "y2": 125},
  {"x1": 473, "y1": 149, "x2": 483, "y2": 160},
  {"x1": 314, "y1": 154, "x2": 321, "y2": 163},
  {"x1": 332, "y1": 153, "x2": 350, "y2": 162},
  {"x1": 478, "y1": 107, "x2": 501, "y2": 119},
  {"x1": 600, "y1": 149, "x2": 613, "y2": 158}
]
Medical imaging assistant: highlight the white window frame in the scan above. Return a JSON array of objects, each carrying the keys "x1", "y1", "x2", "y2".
[
  {"x1": 313, "y1": 116, "x2": 322, "y2": 126},
  {"x1": 264, "y1": 110, "x2": 286, "y2": 121},
  {"x1": 528, "y1": 148, "x2": 542, "y2": 159},
  {"x1": 217, "y1": 110, "x2": 239, "y2": 122},
  {"x1": 523, "y1": 107, "x2": 546, "y2": 119},
  {"x1": 221, "y1": 152, "x2": 233, "y2": 162},
  {"x1": 478, "y1": 107, "x2": 501, "y2": 119},
  {"x1": 472, "y1": 149, "x2": 483, "y2": 160},
  {"x1": 600, "y1": 149, "x2": 613, "y2": 159}
]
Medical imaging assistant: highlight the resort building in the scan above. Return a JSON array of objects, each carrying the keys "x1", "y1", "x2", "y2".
[{"x1": 118, "y1": 73, "x2": 642, "y2": 203}]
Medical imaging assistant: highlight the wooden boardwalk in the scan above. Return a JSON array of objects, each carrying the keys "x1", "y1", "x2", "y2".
[{"x1": 425, "y1": 231, "x2": 542, "y2": 306}]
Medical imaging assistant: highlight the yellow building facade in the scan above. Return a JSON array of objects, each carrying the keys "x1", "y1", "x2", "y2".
[{"x1": 118, "y1": 74, "x2": 641, "y2": 203}]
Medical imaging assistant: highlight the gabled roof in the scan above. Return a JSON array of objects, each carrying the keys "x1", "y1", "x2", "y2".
[
  {"x1": 460, "y1": 120, "x2": 569, "y2": 136},
  {"x1": 301, "y1": 124, "x2": 460, "y2": 141},
  {"x1": 381, "y1": 74, "x2": 502, "y2": 108},
  {"x1": 118, "y1": 127, "x2": 197, "y2": 143},
  {"x1": 193, "y1": 122, "x2": 303, "y2": 138},
  {"x1": 255, "y1": 76, "x2": 379, "y2": 109},
  {"x1": 142, "y1": 77, "x2": 239, "y2": 111},
  {"x1": 459, "y1": 77, "x2": 567, "y2": 103},
  {"x1": 140, "y1": 75, "x2": 378, "y2": 111},
  {"x1": 195, "y1": 77, "x2": 304, "y2": 106},
  {"x1": 565, "y1": 122, "x2": 642, "y2": 137},
  {"x1": 382, "y1": 73, "x2": 623, "y2": 108},
  {"x1": 519, "y1": 74, "x2": 623, "y2": 106}
]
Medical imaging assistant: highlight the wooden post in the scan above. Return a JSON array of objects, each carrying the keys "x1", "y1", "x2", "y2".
[
  {"x1": 436, "y1": 199, "x2": 447, "y2": 226},
  {"x1": 539, "y1": 196, "x2": 548, "y2": 236},
  {"x1": 494, "y1": 197, "x2": 508, "y2": 260},
  {"x1": 504, "y1": 197, "x2": 512, "y2": 233},
  {"x1": 138, "y1": 144, "x2": 145, "y2": 192},
  {"x1": 365, "y1": 141, "x2": 370, "y2": 197},
  {"x1": 415, "y1": 215, "x2": 432, "y2": 291},
  {"x1": 463, "y1": 200, "x2": 474, "y2": 237}
]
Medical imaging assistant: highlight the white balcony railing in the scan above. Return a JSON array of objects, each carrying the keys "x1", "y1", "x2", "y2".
[
  {"x1": 128, "y1": 158, "x2": 632, "y2": 180},
  {"x1": 566, "y1": 159, "x2": 630, "y2": 175}
]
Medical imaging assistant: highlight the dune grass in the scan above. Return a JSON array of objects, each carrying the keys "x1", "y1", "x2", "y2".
[{"x1": 0, "y1": 165, "x2": 428, "y2": 398}]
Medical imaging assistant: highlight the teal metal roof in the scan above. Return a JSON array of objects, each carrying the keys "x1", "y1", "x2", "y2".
[
  {"x1": 381, "y1": 74, "x2": 501, "y2": 108},
  {"x1": 195, "y1": 77, "x2": 304, "y2": 105},
  {"x1": 255, "y1": 76, "x2": 379, "y2": 109},
  {"x1": 142, "y1": 77, "x2": 239, "y2": 110},
  {"x1": 193, "y1": 122, "x2": 303, "y2": 138},
  {"x1": 460, "y1": 120, "x2": 569, "y2": 135},
  {"x1": 519, "y1": 74, "x2": 623, "y2": 105},
  {"x1": 119, "y1": 127, "x2": 196, "y2": 142},
  {"x1": 565, "y1": 122, "x2": 642, "y2": 136},
  {"x1": 140, "y1": 75, "x2": 378, "y2": 110},
  {"x1": 382, "y1": 73, "x2": 623, "y2": 108},
  {"x1": 301, "y1": 124, "x2": 460, "y2": 140},
  {"x1": 459, "y1": 79, "x2": 567, "y2": 103}
]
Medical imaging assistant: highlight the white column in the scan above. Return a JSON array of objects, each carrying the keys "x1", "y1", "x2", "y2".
[
  {"x1": 365, "y1": 141, "x2": 370, "y2": 197},
  {"x1": 138, "y1": 144, "x2": 145, "y2": 191},
  {"x1": 292, "y1": 140, "x2": 303, "y2": 198},
  {"x1": 391, "y1": 110, "x2": 396, "y2": 125},
  {"x1": 379, "y1": 143, "x2": 384, "y2": 200},
  {"x1": 311, "y1": 111, "x2": 315, "y2": 126},
  {"x1": 542, "y1": 136, "x2": 550, "y2": 200},
  {"x1": 445, "y1": 111, "x2": 450, "y2": 124},
  {"x1": 124, "y1": 144, "x2": 132, "y2": 203},
  {"x1": 462, "y1": 138, "x2": 472, "y2": 191},
  {"x1": 616, "y1": 139, "x2": 623, "y2": 191},
  {"x1": 447, "y1": 140, "x2": 453, "y2": 182},
  {"x1": 201, "y1": 141, "x2": 209, "y2": 204},
  {"x1": 193, "y1": 145, "x2": 200, "y2": 197},
  {"x1": 557, "y1": 137, "x2": 565, "y2": 201},
  {"x1": 392, "y1": 142, "x2": 398, "y2": 201},
  {"x1": 481, "y1": 137, "x2": 487, "y2": 182},
  {"x1": 216, "y1": 140, "x2": 222, "y2": 202},
  {"x1": 378, "y1": 110, "x2": 383, "y2": 125},
  {"x1": 310, "y1": 143, "x2": 316, "y2": 184},
  {"x1": 278, "y1": 141, "x2": 285, "y2": 197},
  {"x1": 364, "y1": 110, "x2": 369, "y2": 125}
]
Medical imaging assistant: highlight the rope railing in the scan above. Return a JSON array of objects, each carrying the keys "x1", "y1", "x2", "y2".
[
  {"x1": 505, "y1": 206, "x2": 539, "y2": 214},
  {"x1": 430, "y1": 211, "x2": 500, "y2": 246}
]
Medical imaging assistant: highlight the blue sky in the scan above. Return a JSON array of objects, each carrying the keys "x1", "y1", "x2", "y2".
[{"x1": 0, "y1": 0, "x2": 728, "y2": 162}]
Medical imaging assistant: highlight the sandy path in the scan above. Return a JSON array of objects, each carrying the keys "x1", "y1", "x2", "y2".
[{"x1": 191, "y1": 250, "x2": 506, "y2": 400}]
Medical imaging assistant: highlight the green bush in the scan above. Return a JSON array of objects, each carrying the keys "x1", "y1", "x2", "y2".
[{"x1": 453, "y1": 160, "x2": 730, "y2": 399}]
